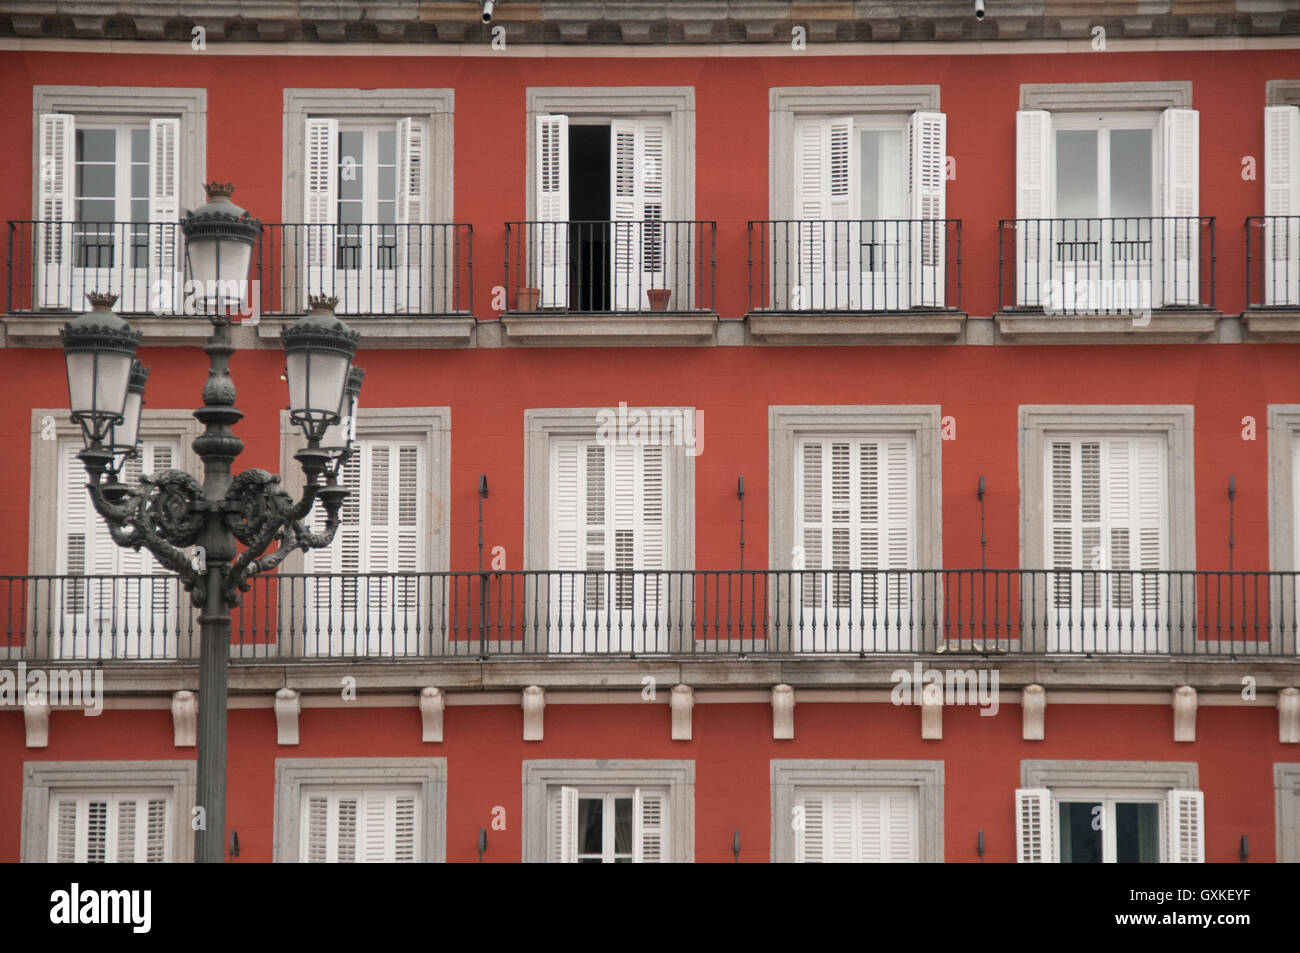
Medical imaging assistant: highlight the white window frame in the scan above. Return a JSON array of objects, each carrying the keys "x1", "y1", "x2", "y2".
[
  {"x1": 1051, "y1": 111, "x2": 1159, "y2": 219},
  {"x1": 770, "y1": 760, "x2": 944, "y2": 863},
  {"x1": 1276, "y1": 763, "x2": 1300, "y2": 863},
  {"x1": 522, "y1": 760, "x2": 693, "y2": 863},
  {"x1": 1018, "y1": 760, "x2": 1202, "y2": 864},
  {"x1": 47, "y1": 790, "x2": 175, "y2": 863},
  {"x1": 566, "y1": 786, "x2": 666, "y2": 863},
  {"x1": 273, "y1": 758, "x2": 447, "y2": 863},
  {"x1": 1051, "y1": 790, "x2": 1166, "y2": 863},
  {"x1": 21, "y1": 760, "x2": 196, "y2": 863}
]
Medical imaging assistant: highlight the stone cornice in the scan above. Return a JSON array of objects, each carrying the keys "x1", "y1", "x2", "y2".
[{"x1": 0, "y1": 1, "x2": 1295, "y2": 45}]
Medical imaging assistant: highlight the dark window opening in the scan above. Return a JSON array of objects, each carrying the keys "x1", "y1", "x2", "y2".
[{"x1": 569, "y1": 124, "x2": 610, "y2": 311}]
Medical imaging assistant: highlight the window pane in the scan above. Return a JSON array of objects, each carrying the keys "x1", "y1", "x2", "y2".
[
  {"x1": 1110, "y1": 129, "x2": 1153, "y2": 218},
  {"x1": 614, "y1": 797, "x2": 633, "y2": 855},
  {"x1": 859, "y1": 129, "x2": 904, "y2": 221},
  {"x1": 131, "y1": 128, "x2": 149, "y2": 164},
  {"x1": 577, "y1": 798, "x2": 603, "y2": 856},
  {"x1": 1115, "y1": 802, "x2": 1160, "y2": 863},
  {"x1": 131, "y1": 164, "x2": 148, "y2": 201},
  {"x1": 1059, "y1": 801, "x2": 1103, "y2": 863},
  {"x1": 1056, "y1": 130, "x2": 1098, "y2": 219},
  {"x1": 76, "y1": 128, "x2": 115, "y2": 164},
  {"x1": 76, "y1": 199, "x2": 116, "y2": 223},
  {"x1": 76, "y1": 164, "x2": 116, "y2": 200},
  {"x1": 378, "y1": 131, "x2": 396, "y2": 166},
  {"x1": 378, "y1": 166, "x2": 396, "y2": 203}
]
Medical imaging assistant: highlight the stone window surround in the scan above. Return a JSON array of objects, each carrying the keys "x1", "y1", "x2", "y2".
[
  {"x1": 1019, "y1": 81, "x2": 1193, "y2": 112},
  {"x1": 1276, "y1": 763, "x2": 1300, "y2": 863},
  {"x1": 277, "y1": 407, "x2": 452, "y2": 576},
  {"x1": 521, "y1": 759, "x2": 695, "y2": 863},
  {"x1": 272, "y1": 757, "x2": 448, "y2": 863},
  {"x1": 29, "y1": 409, "x2": 204, "y2": 577},
  {"x1": 32, "y1": 86, "x2": 208, "y2": 216},
  {"x1": 768, "y1": 405, "x2": 943, "y2": 574},
  {"x1": 523, "y1": 87, "x2": 696, "y2": 224},
  {"x1": 281, "y1": 89, "x2": 455, "y2": 225},
  {"x1": 769, "y1": 759, "x2": 945, "y2": 863},
  {"x1": 1267, "y1": 406, "x2": 1300, "y2": 574},
  {"x1": 768, "y1": 85, "x2": 941, "y2": 222},
  {"x1": 523, "y1": 407, "x2": 696, "y2": 573},
  {"x1": 1022, "y1": 759, "x2": 1199, "y2": 792},
  {"x1": 1266, "y1": 81, "x2": 1300, "y2": 107},
  {"x1": 1018, "y1": 405, "x2": 1196, "y2": 572},
  {"x1": 21, "y1": 759, "x2": 197, "y2": 863}
]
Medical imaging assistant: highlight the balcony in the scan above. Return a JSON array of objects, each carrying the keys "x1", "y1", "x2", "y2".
[
  {"x1": 4, "y1": 220, "x2": 475, "y2": 347},
  {"x1": 745, "y1": 219, "x2": 965, "y2": 344},
  {"x1": 500, "y1": 220, "x2": 718, "y2": 346},
  {"x1": 1244, "y1": 215, "x2": 1300, "y2": 340},
  {"x1": 4, "y1": 569, "x2": 1298, "y2": 664},
  {"x1": 996, "y1": 216, "x2": 1218, "y2": 343}
]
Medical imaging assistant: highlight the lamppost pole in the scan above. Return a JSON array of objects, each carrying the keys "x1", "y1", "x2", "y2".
[{"x1": 59, "y1": 183, "x2": 361, "y2": 863}]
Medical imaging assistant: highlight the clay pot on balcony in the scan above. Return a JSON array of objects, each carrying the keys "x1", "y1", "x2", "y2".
[
  {"x1": 517, "y1": 287, "x2": 541, "y2": 312},
  {"x1": 647, "y1": 288, "x2": 672, "y2": 312}
]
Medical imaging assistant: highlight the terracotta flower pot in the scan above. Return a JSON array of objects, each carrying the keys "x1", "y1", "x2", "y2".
[
  {"x1": 647, "y1": 288, "x2": 672, "y2": 312},
  {"x1": 517, "y1": 287, "x2": 541, "y2": 312}
]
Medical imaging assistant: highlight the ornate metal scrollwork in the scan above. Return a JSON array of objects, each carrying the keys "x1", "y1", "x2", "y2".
[
  {"x1": 142, "y1": 470, "x2": 205, "y2": 546},
  {"x1": 86, "y1": 469, "x2": 204, "y2": 597}
]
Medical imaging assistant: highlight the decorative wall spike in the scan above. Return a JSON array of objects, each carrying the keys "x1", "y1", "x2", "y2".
[
  {"x1": 522, "y1": 685, "x2": 545, "y2": 741},
  {"x1": 275, "y1": 687, "x2": 301, "y2": 745},
  {"x1": 1279, "y1": 687, "x2": 1300, "y2": 744},
  {"x1": 420, "y1": 686, "x2": 445, "y2": 743},
  {"x1": 1172, "y1": 685, "x2": 1197, "y2": 742},
  {"x1": 24, "y1": 697, "x2": 49, "y2": 748},
  {"x1": 1022, "y1": 684, "x2": 1045, "y2": 741},
  {"x1": 771, "y1": 684, "x2": 795, "y2": 739},
  {"x1": 670, "y1": 684, "x2": 694, "y2": 740},
  {"x1": 171, "y1": 690, "x2": 197, "y2": 747}
]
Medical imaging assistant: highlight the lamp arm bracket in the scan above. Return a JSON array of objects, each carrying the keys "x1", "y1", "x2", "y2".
[{"x1": 87, "y1": 472, "x2": 202, "y2": 593}]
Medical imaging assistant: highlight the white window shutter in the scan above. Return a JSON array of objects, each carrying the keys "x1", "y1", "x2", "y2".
[
  {"x1": 825, "y1": 792, "x2": 857, "y2": 862},
  {"x1": 535, "y1": 114, "x2": 569, "y2": 308},
  {"x1": 1264, "y1": 105, "x2": 1300, "y2": 306},
  {"x1": 52, "y1": 798, "x2": 78, "y2": 862},
  {"x1": 554, "y1": 786, "x2": 578, "y2": 863},
  {"x1": 37, "y1": 112, "x2": 74, "y2": 309},
  {"x1": 147, "y1": 117, "x2": 182, "y2": 313},
  {"x1": 1016, "y1": 788, "x2": 1057, "y2": 862},
  {"x1": 305, "y1": 794, "x2": 329, "y2": 862},
  {"x1": 796, "y1": 792, "x2": 824, "y2": 862},
  {"x1": 1015, "y1": 110, "x2": 1054, "y2": 306},
  {"x1": 908, "y1": 111, "x2": 947, "y2": 307},
  {"x1": 1157, "y1": 107, "x2": 1200, "y2": 306},
  {"x1": 303, "y1": 117, "x2": 338, "y2": 301},
  {"x1": 610, "y1": 119, "x2": 669, "y2": 311},
  {"x1": 85, "y1": 799, "x2": 109, "y2": 862},
  {"x1": 395, "y1": 116, "x2": 427, "y2": 314},
  {"x1": 359, "y1": 789, "x2": 418, "y2": 863},
  {"x1": 59, "y1": 439, "x2": 91, "y2": 619},
  {"x1": 633, "y1": 788, "x2": 667, "y2": 863},
  {"x1": 793, "y1": 117, "x2": 858, "y2": 310},
  {"x1": 1164, "y1": 789, "x2": 1205, "y2": 863}
]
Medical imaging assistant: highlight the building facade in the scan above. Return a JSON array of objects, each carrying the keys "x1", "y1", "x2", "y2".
[{"x1": 2, "y1": 0, "x2": 1300, "y2": 863}]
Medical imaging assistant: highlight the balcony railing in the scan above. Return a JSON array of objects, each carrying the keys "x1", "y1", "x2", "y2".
[
  {"x1": 998, "y1": 217, "x2": 1215, "y2": 313},
  {"x1": 1246, "y1": 215, "x2": 1300, "y2": 309},
  {"x1": 4, "y1": 569, "x2": 1299, "y2": 662},
  {"x1": 5, "y1": 220, "x2": 473, "y2": 317},
  {"x1": 504, "y1": 220, "x2": 715, "y2": 313},
  {"x1": 747, "y1": 219, "x2": 962, "y2": 312}
]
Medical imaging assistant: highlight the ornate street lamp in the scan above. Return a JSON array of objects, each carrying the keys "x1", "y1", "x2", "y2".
[
  {"x1": 319, "y1": 366, "x2": 365, "y2": 473},
  {"x1": 60, "y1": 183, "x2": 359, "y2": 863}
]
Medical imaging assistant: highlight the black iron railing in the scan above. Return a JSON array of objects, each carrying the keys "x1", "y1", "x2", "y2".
[
  {"x1": 6, "y1": 220, "x2": 473, "y2": 317},
  {"x1": 3, "y1": 569, "x2": 1299, "y2": 662},
  {"x1": 1246, "y1": 215, "x2": 1300, "y2": 309},
  {"x1": 997, "y1": 216, "x2": 1215, "y2": 313},
  {"x1": 504, "y1": 220, "x2": 715, "y2": 313},
  {"x1": 747, "y1": 219, "x2": 961, "y2": 312}
]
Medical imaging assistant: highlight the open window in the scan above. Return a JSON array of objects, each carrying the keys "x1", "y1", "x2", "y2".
[
  {"x1": 1015, "y1": 106, "x2": 1200, "y2": 310},
  {"x1": 1016, "y1": 787, "x2": 1204, "y2": 863},
  {"x1": 1264, "y1": 105, "x2": 1300, "y2": 307},
  {"x1": 551, "y1": 786, "x2": 668, "y2": 863}
]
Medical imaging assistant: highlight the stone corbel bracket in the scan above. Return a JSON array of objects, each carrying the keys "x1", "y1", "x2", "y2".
[
  {"x1": 921, "y1": 684, "x2": 942, "y2": 740},
  {"x1": 771, "y1": 684, "x2": 795, "y2": 739},
  {"x1": 1022, "y1": 684, "x2": 1045, "y2": 741},
  {"x1": 24, "y1": 697, "x2": 49, "y2": 748},
  {"x1": 1279, "y1": 687, "x2": 1300, "y2": 744},
  {"x1": 420, "y1": 686, "x2": 445, "y2": 743},
  {"x1": 171, "y1": 690, "x2": 197, "y2": 747},
  {"x1": 275, "y1": 687, "x2": 301, "y2": 745},
  {"x1": 670, "y1": 684, "x2": 694, "y2": 740},
  {"x1": 522, "y1": 685, "x2": 545, "y2": 741},
  {"x1": 1172, "y1": 685, "x2": 1197, "y2": 742}
]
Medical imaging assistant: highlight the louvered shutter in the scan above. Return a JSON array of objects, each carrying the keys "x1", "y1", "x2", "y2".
[
  {"x1": 1264, "y1": 105, "x2": 1300, "y2": 306},
  {"x1": 1157, "y1": 108, "x2": 1200, "y2": 306},
  {"x1": 535, "y1": 114, "x2": 569, "y2": 308},
  {"x1": 553, "y1": 786, "x2": 578, "y2": 863},
  {"x1": 85, "y1": 798, "x2": 109, "y2": 862},
  {"x1": 50, "y1": 794, "x2": 170, "y2": 862},
  {"x1": 53, "y1": 798, "x2": 78, "y2": 862},
  {"x1": 632, "y1": 788, "x2": 667, "y2": 863},
  {"x1": 303, "y1": 117, "x2": 338, "y2": 301},
  {"x1": 1016, "y1": 788, "x2": 1057, "y2": 863},
  {"x1": 794, "y1": 117, "x2": 858, "y2": 310},
  {"x1": 610, "y1": 119, "x2": 669, "y2": 311},
  {"x1": 305, "y1": 794, "x2": 329, "y2": 861},
  {"x1": 395, "y1": 116, "x2": 427, "y2": 314},
  {"x1": 797, "y1": 792, "x2": 825, "y2": 862},
  {"x1": 1164, "y1": 789, "x2": 1204, "y2": 863},
  {"x1": 908, "y1": 111, "x2": 947, "y2": 307},
  {"x1": 1015, "y1": 110, "x2": 1054, "y2": 306},
  {"x1": 551, "y1": 440, "x2": 581, "y2": 616},
  {"x1": 59, "y1": 439, "x2": 91, "y2": 623},
  {"x1": 37, "y1": 113, "x2": 74, "y2": 309},
  {"x1": 302, "y1": 789, "x2": 418, "y2": 863},
  {"x1": 147, "y1": 117, "x2": 181, "y2": 313},
  {"x1": 797, "y1": 789, "x2": 916, "y2": 862}
]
